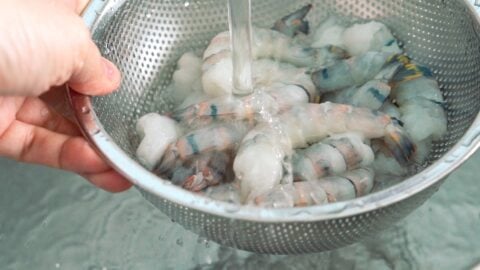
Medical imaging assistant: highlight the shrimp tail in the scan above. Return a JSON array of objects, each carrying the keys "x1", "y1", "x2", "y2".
[
  {"x1": 383, "y1": 119, "x2": 416, "y2": 166},
  {"x1": 272, "y1": 4, "x2": 312, "y2": 37},
  {"x1": 182, "y1": 173, "x2": 208, "y2": 192}
]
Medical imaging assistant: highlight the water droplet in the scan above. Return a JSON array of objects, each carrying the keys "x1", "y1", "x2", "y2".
[
  {"x1": 184, "y1": 1, "x2": 190, "y2": 7},
  {"x1": 55, "y1": 263, "x2": 60, "y2": 268},
  {"x1": 176, "y1": 238, "x2": 183, "y2": 246},
  {"x1": 81, "y1": 106, "x2": 90, "y2": 114}
]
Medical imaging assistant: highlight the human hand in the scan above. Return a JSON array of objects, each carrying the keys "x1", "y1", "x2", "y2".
[{"x1": 0, "y1": 0, "x2": 132, "y2": 192}]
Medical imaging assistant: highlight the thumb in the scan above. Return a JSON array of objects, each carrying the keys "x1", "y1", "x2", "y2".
[
  {"x1": 67, "y1": 40, "x2": 122, "y2": 96},
  {"x1": 0, "y1": 0, "x2": 121, "y2": 97}
]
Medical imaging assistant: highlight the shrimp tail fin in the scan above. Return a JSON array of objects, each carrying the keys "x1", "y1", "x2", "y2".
[
  {"x1": 182, "y1": 174, "x2": 208, "y2": 192},
  {"x1": 272, "y1": 4, "x2": 312, "y2": 37},
  {"x1": 384, "y1": 119, "x2": 417, "y2": 166}
]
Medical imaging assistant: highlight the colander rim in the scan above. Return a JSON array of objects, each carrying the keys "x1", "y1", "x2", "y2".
[{"x1": 71, "y1": 0, "x2": 480, "y2": 222}]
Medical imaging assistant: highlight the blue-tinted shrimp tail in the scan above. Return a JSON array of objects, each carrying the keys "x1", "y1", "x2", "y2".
[
  {"x1": 384, "y1": 122, "x2": 416, "y2": 166},
  {"x1": 272, "y1": 4, "x2": 313, "y2": 37}
]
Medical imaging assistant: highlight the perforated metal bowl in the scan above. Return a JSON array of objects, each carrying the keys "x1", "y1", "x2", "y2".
[{"x1": 70, "y1": 0, "x2": 480, "y2": 254}]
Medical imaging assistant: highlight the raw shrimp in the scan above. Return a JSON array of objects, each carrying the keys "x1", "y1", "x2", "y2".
[
  {"x1": 312, "y1": 18, "x2": 401, "y2": 57},
  {"x1": 172, "y1": 84, "x2": 312, "y2": 126},
  {"x1": 237, "y1": 102, "x2": 415, "y2": 202},
  {"x1": 272, "y1": 4, "x2": 312, "y2": 37},
  {"x1": 372, "y1": 73, "x2": 443, "y2": 177},
  {"x1": 165, "y1": 52, "x2": 203, "y2": 106},
  {"x1": 202, "y1": 28, "x2": 345, "y2": 97},
  {"x1": 168, "y1": 151, "x2": 234, "y2": 192},
  {"x1": 322, "y1": 61, "x2": 402, "y2": 110},
  {"x1": 342, "y1": 21, "x2": 402, "y2": 56},
  {"x1": 390, "y1": 59, "x2": 447, "y2": 142},
  {"x1": 233, "y1": 124, "x2": 291, "y2": 202},
  {"x1": 292, "y1": 133, "x2": 374, "y2": 181},
  {"x1": 156, "y1": 122, "x2": 250, "y2": 173},
  {"x1": 136, "y1": 113, "x2": 181, "y2": 170},
  {"x1": 254, "y1": 167, "x2": 375, "y2": 207},
  {"x1": 311, "y1": 52, "x2": 395, "y2": 93},
  {"x1": 278, "y1": 102, "x2": 416, "y2": 165}
]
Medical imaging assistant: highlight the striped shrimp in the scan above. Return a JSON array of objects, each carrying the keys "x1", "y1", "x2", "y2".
[
  {"x1": 371, "y1": 56, "x2": 448, "y2": 177},
  {"x1": 280, "y1": 102, "x2": 416, "y2": 165},
  {"x1": 322, "y1": 61, "x2": 402, "y2": 110},
  {"x1": 292, "y1": 133, "x2": 375, "y2": 181},
  {"x1": 254, "y1": 167, "x2": 375, "y2": 207},
  {"x1": 234, "y1": 124, "x2": 291, "y2": 202},
  {"x1": 155, "y1": 122, "x2": 250, "y2": 174},
  {"x1": 390, "y1": 55, "x2": 448, "y2": 143},
  {"x1": 311, "y1": 51, "x2": 395, "y2": 93},
  {"x1": 202, "y1": 21, "x2": 346, "y2": 96},
  {"x1": 172, "y1": 83, "x2": 313, "y2": 127},
  {"x1": 235, "y1": 102, "x2": 415, "y2": 201}
]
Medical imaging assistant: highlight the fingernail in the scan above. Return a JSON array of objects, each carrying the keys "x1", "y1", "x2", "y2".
[{"x1": 103, "y1": 58, "x2": 117, "y2": 81}]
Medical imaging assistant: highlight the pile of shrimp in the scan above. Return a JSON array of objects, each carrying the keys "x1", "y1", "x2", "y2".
[{"x1": 136, "y1": 5, "x2": 447, "y2": 208}]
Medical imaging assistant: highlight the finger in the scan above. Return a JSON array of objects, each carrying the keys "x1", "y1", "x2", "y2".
[
  {"x1": 83, "y1": 170, "x2": 133, "y2": 193},
  {"x1": 68, "y1": 41, "x2": 122, "y2": 96},
  {"x1": 46, "y1": 0, "x2": 122, "y2": 95},
  {"x1": 0, "y1": 120, "x2": 132, "y2": 192},
  {"x1": 40, "y1": 85, "x2": 77, "y2": 124},
  {"x1": 16, "y1": 97, "x2": 80, "y2": 136},
  {"x1": 0, "y1": 120, "x2": 109, "y2": 174}
]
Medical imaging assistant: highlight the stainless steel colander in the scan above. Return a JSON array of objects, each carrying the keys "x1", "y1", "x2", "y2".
[{"x1": 70, "y1": 0, "x2": 480, "y2": 254}]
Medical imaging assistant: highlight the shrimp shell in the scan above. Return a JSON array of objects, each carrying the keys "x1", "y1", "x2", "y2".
[{"x1": 254, "y1": 167, "x2": 375, "y2": 208}]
